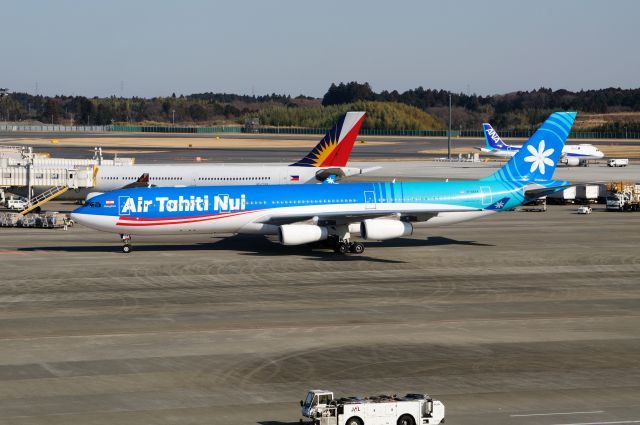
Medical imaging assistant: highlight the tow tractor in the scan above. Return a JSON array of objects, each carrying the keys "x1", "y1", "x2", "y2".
[{"x1": 300, "y1": 389, "x2": 445, "y2": 425}]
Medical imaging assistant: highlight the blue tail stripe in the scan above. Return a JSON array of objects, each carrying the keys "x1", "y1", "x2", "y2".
[
  {"x1": 554, "y1": 113, "x2": 573, "y2": 129},
  {"x1": 549, "y1": 115, "x2": 569, "y2": 132},
  {"x1": 546, "y1": 120, "x2": 569, "y2": 137}
]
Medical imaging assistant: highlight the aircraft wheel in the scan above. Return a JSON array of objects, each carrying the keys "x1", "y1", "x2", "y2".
[
  {"x1": 350, "y1": 242, "x2": 365, "y2": 254},
  {"x1": 122, "y1": 244, "x2": 132, "y2": 254},
  {"x1": 334, "y1": 242, "x2": 349, "y2": 254}
]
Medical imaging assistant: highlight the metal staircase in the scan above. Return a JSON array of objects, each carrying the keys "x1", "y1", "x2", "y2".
[{"x1": 19, "y1": 186, "x2": 69, "y2": 215}]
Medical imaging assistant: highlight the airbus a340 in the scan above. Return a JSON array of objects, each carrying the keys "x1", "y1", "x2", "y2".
[{"x1": 72, "y1": 112, "x2": 577, "y2": 255}]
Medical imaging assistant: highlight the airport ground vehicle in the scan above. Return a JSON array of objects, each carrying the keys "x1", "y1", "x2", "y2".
[
  {"x1": 0, "y1": 211, "x2": 71, "y2": 228},
  {"x1": 300, "y1": 390, "x2": 445, "y2": 425},
  {"x1": 576, "y1": 184, "x2": 600, "y2": 203},
  {"x1": 577, "y1": 205, "x2": 592, "y2": 214},
  {"x1": 6, "y1": 196, "x2": 28, "y2": 210},
  {"x1": 547, "y1": 186, "x2": 577, "y2": 204},
  {"x1": 606, "y1": 182, "x2": 640, "y2": 211},
  {"x1": 607, "y1": 158, "x2": 629, "y2": 167}
]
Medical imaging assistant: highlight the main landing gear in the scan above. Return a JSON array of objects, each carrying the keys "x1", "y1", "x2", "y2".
[
  {"x1": 330, "y1": 236, "x2": 365, "y2": 255},
  {"x1": 120, "y1": 234, "x2": 132, "y2": 253},
  {"x1": 323, "y1": 225, "x2": 365, "y2": 256}
]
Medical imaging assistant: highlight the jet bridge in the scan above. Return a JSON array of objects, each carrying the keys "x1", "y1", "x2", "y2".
[
  {"x1": 0, "y1": 165, "x2": 95, "y2": 212},
  {"x1": 0, "y1": 146, "x2": 135, "y2": 212}
]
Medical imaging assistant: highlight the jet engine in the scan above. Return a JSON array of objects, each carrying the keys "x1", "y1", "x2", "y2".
[
  {"x1": 279, "y1": 224, "x2": 328, "y2": 245},
  {"x1": 360, "y1": 219, "x2": 413, "y2": 241},
  {"x1": 564, "y1": 157, "x2": 581, "y2": 166}
]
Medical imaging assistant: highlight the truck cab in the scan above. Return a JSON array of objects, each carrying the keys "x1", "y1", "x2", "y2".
[{"x1": 301, "y1": 390, "x2": 334, "y2": 418}]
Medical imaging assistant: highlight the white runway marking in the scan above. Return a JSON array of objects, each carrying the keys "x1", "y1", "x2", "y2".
[{"x1": 511, "y1": 411, "x2": 605, "y2": 417}]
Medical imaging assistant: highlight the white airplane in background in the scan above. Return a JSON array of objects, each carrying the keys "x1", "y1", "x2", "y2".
[
  {"x1": 12, "y1": 112, "x2": 374, "y2": 201},
  {"x1": 480, "y1": 123, "x2": 604, "y2": 166}
]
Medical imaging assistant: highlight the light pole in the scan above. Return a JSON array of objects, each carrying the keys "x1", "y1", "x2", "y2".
[
  {"x1": 447, "y1": 93, "x2": 452, "y2": 160},
  {"x1": 172, "y1": 109, "x2": 175, "y2": 125}
]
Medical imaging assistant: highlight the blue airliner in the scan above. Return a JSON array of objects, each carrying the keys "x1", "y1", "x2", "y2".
[{"x1": 72, "y1": 112, "x2": 577, "y2": 254}]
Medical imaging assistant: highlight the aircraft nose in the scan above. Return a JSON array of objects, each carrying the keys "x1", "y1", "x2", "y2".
[{"x1": 70, "y1": 212, "x2": 82, "y2": 224}]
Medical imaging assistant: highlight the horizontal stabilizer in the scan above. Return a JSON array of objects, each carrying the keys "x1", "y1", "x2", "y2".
[{"x1": 524, "y1": 182, "x2": 573, "y2": 199}]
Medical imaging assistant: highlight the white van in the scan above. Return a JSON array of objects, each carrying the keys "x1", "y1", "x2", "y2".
[
  {"x1": 608, "y1": 158, "x2": 629, "y2": 167},
  {"x1": 6, "y1": 197, "x2": 28, "y2": 210}
]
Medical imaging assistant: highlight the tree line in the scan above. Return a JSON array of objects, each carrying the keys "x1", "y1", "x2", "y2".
[
  {"x1": 0, "y1": 92, "x2": 316, "y2": 126},
  {"x1": 323, "y1": 82, "x2": 640, "y2": 129},
  {"x1": 1, "y1": 83, "x2": 639, "y2": 130}
]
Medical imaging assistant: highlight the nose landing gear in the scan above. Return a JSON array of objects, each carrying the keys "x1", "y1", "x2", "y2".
[{"x1": 120, "y1": 234, "x2": 132, "y2": 253}]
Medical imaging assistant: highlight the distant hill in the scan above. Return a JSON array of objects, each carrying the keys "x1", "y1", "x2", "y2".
[{"x1": 251, "y1": 101, "x2": 445, "y2": 131}]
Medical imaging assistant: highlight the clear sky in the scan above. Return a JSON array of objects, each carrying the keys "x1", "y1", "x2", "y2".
[{"x1": 2, "y1": 0, "x2": 639, "y2": 98}]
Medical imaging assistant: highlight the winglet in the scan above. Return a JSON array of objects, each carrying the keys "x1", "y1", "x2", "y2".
[{"x1": 290, "y1": 111, "x2": 366, "y2": 167}]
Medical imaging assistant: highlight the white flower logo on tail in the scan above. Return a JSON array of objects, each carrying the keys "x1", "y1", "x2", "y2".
[{"x1": 524, "y1": 140, "x2": 555, "y2": 174}]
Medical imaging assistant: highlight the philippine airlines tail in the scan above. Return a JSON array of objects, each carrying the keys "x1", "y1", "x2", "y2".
[
  {"x1": 483, "y1": 123, "x2": 510, "y2": 150},
  {"x1": 290, "y1": 111, "x2": 366, "y2": 167},
  {"x1": 484, "y1": 112, "x2": 577, "y2": 183}
]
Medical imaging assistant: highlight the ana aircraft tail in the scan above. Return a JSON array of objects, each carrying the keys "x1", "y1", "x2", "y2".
[
  {"x1": 290, "y1": 111, "x2": 366, "y2": 167},
  {"x1": 484, "y1": 112, "x2": 577, "y2": 182},
  {"x1": 483, "y1": 123, "x2": 510, "y2": 150}
]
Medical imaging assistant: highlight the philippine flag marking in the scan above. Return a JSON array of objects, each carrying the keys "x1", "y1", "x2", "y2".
[{"x1": 290, "y1": 175, "x2": 300, "y2": 182}]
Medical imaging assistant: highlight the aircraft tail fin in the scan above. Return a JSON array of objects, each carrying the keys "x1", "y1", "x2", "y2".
[
  {"x1": 290, "y1": 111, "x2": 366, "y2": 167},
  {"x1": 483, "y1": 123, "x2": 510, "y2": 150},
  {"x1": 123, "y1": 173, "x2": 150, "y2": 189},
  {"x1": 483, "y1": 112, "x2": 577, "y2": 182}
]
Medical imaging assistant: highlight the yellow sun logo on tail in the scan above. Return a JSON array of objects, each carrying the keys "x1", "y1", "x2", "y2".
[{"x1": 309, "y1": 135, "x2": 338, "y2": 166}]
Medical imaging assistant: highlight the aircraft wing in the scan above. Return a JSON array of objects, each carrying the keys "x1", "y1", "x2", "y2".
[
  {"x1": 256, "y1": 207, "x2": 480, "y2": 226},
  {"x1": 360, "y1": 166, "x2": 382, "y2": 174},
  {"x1": 257, "y1": 211, "x2": 394, "y2": 226}
]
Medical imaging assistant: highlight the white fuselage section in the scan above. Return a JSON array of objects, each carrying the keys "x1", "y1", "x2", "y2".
[
  {"x1": 482, "y1": 144, "x2": 604, "y2": 161},
  {"x1": 11, "y1": 164, "x2": 364, "y2": 200},
  {"x1": 95, "y1": 164, "x2": 361, "y2": 191}
]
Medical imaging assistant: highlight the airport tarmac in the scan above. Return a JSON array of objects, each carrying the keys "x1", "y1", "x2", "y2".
[
  {"x1": 353, "y1": 161, "x2": 640, "y2": 183},
  {"x1": 2, "y1": 136, "x2": 639, "y2": 184},
  {"x1": 0, "y1": 205, "x2": 639, "y2": 425},
  {"x1": 3, "y1": 133, "x2": 640, "y2": 163}
]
